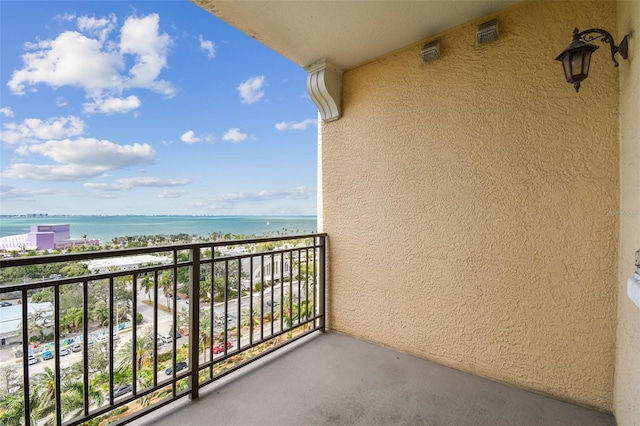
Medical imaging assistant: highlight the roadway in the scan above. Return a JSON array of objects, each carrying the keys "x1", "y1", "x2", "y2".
[{"x1": 0, "y1": 280, "x2": 315, "y2": 385}]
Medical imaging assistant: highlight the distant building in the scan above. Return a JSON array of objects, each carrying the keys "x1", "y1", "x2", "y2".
[
  {"x1": 0, "y1": 224, "x2": 99, "y2": 252},
  {"x1": 84, "y1": 254, "x2": 172, "y2": 274},
  {"x1": 0, "y1": 302, "x2": 53, "y2": 346}
]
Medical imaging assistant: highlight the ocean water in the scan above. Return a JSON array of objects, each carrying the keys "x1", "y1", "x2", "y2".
[{"x1": 0, "y1": 216, "x2": 317, "y2": 243}]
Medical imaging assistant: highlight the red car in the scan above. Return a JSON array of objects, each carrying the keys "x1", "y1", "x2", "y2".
[{"x1": 212, "y1": 341, "x2": 233, "y2": 354}]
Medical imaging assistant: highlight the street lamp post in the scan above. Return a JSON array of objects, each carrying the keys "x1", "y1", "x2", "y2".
[{"x1": 115, "y1": 302, "x2": 122, "y2": 333}]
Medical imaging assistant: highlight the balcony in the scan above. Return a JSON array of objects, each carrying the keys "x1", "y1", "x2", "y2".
[
  {"x1": 142, "y1": 331, "x2": 615, "y2": 426},
  {"x1": 0, "y1": 234, "x2": 616, "y2": 425},
  {"x1": 0, "y1": 234, "x2": 325, "y2": 425}
]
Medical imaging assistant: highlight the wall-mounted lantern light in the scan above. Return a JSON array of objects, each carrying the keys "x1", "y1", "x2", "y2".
[{"x1": 555, "y1": 27, "x2": 629, "y2": 92}]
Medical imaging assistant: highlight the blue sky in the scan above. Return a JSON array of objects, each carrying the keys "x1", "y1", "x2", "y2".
[{"x1": 0, "y1": 1, "x2": 318, "y2": 216}]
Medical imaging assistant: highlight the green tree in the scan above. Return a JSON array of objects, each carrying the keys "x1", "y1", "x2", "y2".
[
  {"x1": 241, "y1": 307, "x2": 262, "y2": 327},
  {"x1": 60, "y1": 262, "x2": 89, "y2": 277},
  {"x1": 26, "y1": 308, "x2": 51, "y2": 343},
  {"x1": 59, "y1": 379, "x2": 104, "y2": 421},
  {"x1": 159, "y1": 271, "x2": 174, "y2": 310},
  {"x1": 31, "y1": 367, "x2": 57, "y2": 422},
  {"x1": 60, "y1": 307, "x2": 83, "y2": 334},
  {"x1": 0, "y1": 390, "x2": 37, "y2": 425},
  {"x1": 31, "y1": 289, "x2": 53, "y2": 303},
  {"x1": 118, "y1": 330, "x2": 154, "y2": 371},
  {"x1": 139, "y1": 275, "x2": 153, "y2": 301},
  {"x1": 91, "y1": 301, "x2": 109, "y2": 326}
]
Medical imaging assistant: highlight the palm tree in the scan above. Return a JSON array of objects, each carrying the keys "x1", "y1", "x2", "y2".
[
  {"x1": 31, "y1": 367, "x2": 57, "y2": 421},
  {"x1": 241, "y1": 307, "x2": 262, "y2": 328},
  {"x1": 60, "y1": 307, "x2": 83, "y2": 334},
  {"x1": 60, "y1": 380, "x2": 104, "y2": 421},
  {"x1": 118, "y1": 331, "x2": 155, "y2": 371},
  {"x1": 159, "y1": 271, "x2": 173, "y2": 310},
  {"x1": 0, "y1": 389, "x2": 38, "y2": 425},
  {"x1": 91, "y1": 301, "x2": 109, "y2": 326},
  {"x1": 139, "y1": 275, "x2": 153, "y2": 301}
]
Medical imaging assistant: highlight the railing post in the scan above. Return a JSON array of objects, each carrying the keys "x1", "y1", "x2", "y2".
[
  {"x1": 20, "y1": 289, "x2": 30, "y2": 426},
  {"x1": 189, "y1": 247, "x2": 200, "y2": 400},
  {"x1": 318, "y1": 236, "x2": 326, "y2": 332}
]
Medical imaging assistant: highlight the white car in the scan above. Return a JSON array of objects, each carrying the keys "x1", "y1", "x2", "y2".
[
  {"x1": 161, "y1": 334, "x2": 173, "y2": 344},
  {"x1": 96, "y1": 333, "x2": 120, "y2": 343},
  {"x1": 59, "y1": 347, "x2": 70, "y2": 356},
  {"x1": 28, "y1": 355, "x2": 38, "y2": 365}
]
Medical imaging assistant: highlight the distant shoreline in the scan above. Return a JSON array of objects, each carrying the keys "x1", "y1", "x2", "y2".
[
  {"x1": 0, "y1": 215, "x2": 318, "y2": 243},
  {"x1": 0, "y1": 214, "x2": 317, "y2": 218}
]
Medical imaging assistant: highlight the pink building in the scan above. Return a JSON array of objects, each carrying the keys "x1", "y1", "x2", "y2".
[{"x1": 0, "y1": 224, "x2": 99, "y2": 251}]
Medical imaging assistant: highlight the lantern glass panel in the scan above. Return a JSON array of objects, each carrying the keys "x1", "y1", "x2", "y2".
[
  {"x1": 571, "y1": 51, "x2": 584, "y2": 80},
  {"x1": 583, "y1": 50, "x2": 593, "y2": 76},
  {"x1": 561, "y1": 53, "x2": 572, "y2": 82}
]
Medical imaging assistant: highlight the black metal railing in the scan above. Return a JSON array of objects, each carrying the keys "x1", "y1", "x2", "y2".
[{"x1": 0, "y1": 234, "x2": 326, "y2": 425}]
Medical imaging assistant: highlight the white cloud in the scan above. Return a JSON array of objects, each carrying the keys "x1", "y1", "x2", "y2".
[
  {"x1": 54, "y1": 13, "x2": 76, "y2": 23},
  {"x1": 23, "y1": 138, "x2": 155, "y2": 169},
  {"x1": 275, "y1": 118, "x2": 317, "y2": 131},
  {"x1": 0, "y1": 107, "x2": 14, "y2": 117},
  {"x1": 237, "y1": 76, "x2": 265, "y2": 104},
  {"x1": 222, "y1": 128, "x2": 248, "y2": 142},
  {"x1": 84, "y1": 177, "x2": 190, "y2": 192},
  {"x1": 8, "y1": 31, "x2": 124, "y2": 95},
  {"x1": 56, "y1": 97, "x2": 68, "y2": 107},
  {"x1": 220, "y1": 186, "x2": 316, "y2": 203},
  {"x1": 7, "y1": 14, "x2": 174, "y2": 114},
  {"x1": 2, "y1": 163, "x2": 108, "y2": 181},
  {"x1": 181, "y1": 130, "x2": 201, "y2": 144},
  {"x1": 158, "y1": 190, "x2": 186, "y2": 198},
  {"x1": 0, "y1": 116, "x2": 85, "y2": 144},
  {"x1": 119, "y1": 14, "x2": 174, "y2": 96},
  {"x1": 83, "y1": 182, "x2": 128, "y2": 191},
  {"x1": 191, "y1": 186, "x2": 316, "y2": 210},
  {"x1": 117, "y1": 177, "x2": 190, "y2": 187},
  {"x1": 0, "y1": 185, "x2": 52, "y2": 200},
  {"x1": 83, "y1": 95, "x2": 141, "y2": 114},
  {"x1": 199, "y1": 35, "x2": 215, "y2": 59},
  {"x1": 180, "y1": 130, "x2": 214, "y2": 144},
  {"x1": 77, "y1": 14, "x2": 117, "y2": 41}
]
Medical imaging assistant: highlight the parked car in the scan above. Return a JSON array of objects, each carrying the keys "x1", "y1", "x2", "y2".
[
  {"x1": 164, "y1": 361, "x2": 188, "y2": 375},
  {"x1": 214, "y1": 315, "x2": 233, "y2": 325},
  {"x1": 41, "y1": 351, "x2": 54, "y2": 361},
  {"x1": 113, "y1": 383, "x2": 133, "y2": 398},
  {"x1": 96, "y1": 333, "x2": 120, "y2": 343},
  {"x1": 0, "y1": 301, "x2": 12, "y2": 307},
  {"x1": 212, "y1": 341, "x2": 233, "y2": 354},
  {"x1": 70, "y1": 343, "x2": 82, "y2": 352},
  {"x1": 157, "y1": 336, "x2": 164, "y2": 347},
  {"x1": 28, "y1": 355, "x2": 39, "y2": 365},
  {"x1": 59, "y1": 347, "x2": 70, "y2": 356},
  {"x1": 161, "y1": 334, "x2": 173, "y2": 344}
]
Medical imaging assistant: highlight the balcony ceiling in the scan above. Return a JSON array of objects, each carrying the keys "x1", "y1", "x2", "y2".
[{"x1": 192, "y1": 0, "x2": 522, "y2": 71}]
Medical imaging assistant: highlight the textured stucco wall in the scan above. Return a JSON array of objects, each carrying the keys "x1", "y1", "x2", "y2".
[
  {"x1": 614, "y1": 1, "x2": 640, "y2": 424},
  {"x1": 320, "y1": 0, "x2": 618, "y2": 411}
]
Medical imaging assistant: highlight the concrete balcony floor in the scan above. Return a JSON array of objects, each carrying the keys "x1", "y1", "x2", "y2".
[{"x1": 141, "y1": 332, "x2": 615, "y2": 426}]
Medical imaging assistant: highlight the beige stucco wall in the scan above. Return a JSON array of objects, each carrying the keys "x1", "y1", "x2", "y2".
[
  {"x1": 614, "y1": 1, "x2": 640, "y2": 424},
  {"x1": 321, "y1": 0, "x2": 618, "y2": 411}
]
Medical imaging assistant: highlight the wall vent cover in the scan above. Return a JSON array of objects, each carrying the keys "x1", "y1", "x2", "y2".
[
  {"x1": 478, "y1": 19, "x2": 499, "y2": 44},
  {"x1": 421, "y1": 40, "x2": 441, "y2": 62}
]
